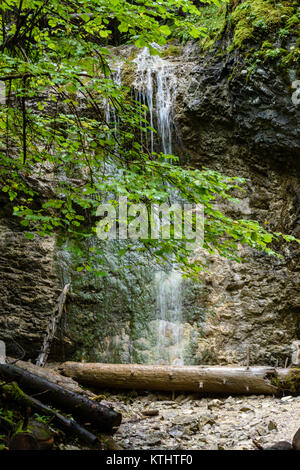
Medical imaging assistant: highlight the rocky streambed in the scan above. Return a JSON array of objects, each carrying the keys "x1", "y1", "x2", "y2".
[{"x1": 101, "y1": 392, "x2": 300, "y2": 450}]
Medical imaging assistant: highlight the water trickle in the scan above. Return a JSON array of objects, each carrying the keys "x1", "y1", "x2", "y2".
[
  {"x1": 105, "y1": 64, "x2": 122, "y2": 135},
  {"x1": 133, "y1": 47, "x2": 176, "y2": 154},
  {"x1": 154, "y1": 270, "x2": 184, "y2": 365}
]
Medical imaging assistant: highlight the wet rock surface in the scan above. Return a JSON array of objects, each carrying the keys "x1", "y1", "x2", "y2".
[
  {"x1": 172, "y1": 41, "x2": 300, "y2": 366},
  {"x1": 103, "y1": 392, "x2": 300, "y2": 450}
]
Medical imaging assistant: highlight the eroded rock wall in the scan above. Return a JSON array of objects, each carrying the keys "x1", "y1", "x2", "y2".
[
  {"x1": 0, "y1": 198, "x2": 60, "y2": 359},
  {"x1": 171, "y1": 40, "x2": 300, "y2": 365}
]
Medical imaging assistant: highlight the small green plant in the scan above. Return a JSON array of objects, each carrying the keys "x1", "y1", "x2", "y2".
[
  {"x1": 265, "y1": 47, "x2": 282, "y2": 58},
  {"x1": 33, "y1": 413, "x2": 52, "y2": 424},
  {"x1": 0, "y1": 408, "x2": 15, "y2": 426},
  {"x1": 279, "y1": 28, "x2": 290, "y2": 38},
  {"x1": 253, "y1": 19, "x2": 268, "y2": 31}
]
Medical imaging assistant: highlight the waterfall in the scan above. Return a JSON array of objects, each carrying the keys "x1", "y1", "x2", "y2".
[
  {"x1": 133, "y1": 47, "x2": 176, "y2": 154},
  {"x1": 69, "y1": 47, "x2": 185, "y2": 365},
  {"x1": 154, "y1": 271, "x2": 184, "y2": 365},
  {"x1": 133, "y1": 47, "x2": 184, "y2": 365}
]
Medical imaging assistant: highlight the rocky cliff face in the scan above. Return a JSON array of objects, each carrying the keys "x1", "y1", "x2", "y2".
[
  {"x1": 0, "y1": 25, "x2": 299, "y2": 365},
  {"x1": 0, "y1": 196, "x2": 60, "y2": 359},
  {"x1": 171, "y1": 38, "x2": 300, "y2": 365}
]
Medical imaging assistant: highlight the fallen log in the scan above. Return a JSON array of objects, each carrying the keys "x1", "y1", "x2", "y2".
[
  {"x1": 0, "y1": 381, "x2": 99, "y2": 447},
  {"x1": 59, "y1": 363, "x2": 300, "y2": 395},
  {"x1": 9, "y1": 418, "x2": 54, "y2": 451},
  {"x1": 0, "y1": 363, "x2": 122, "y2": 432},
  {"x1": 7, "y1": 357, "x2": 95, "y2": 397},
  {"x1": 9, "y1": 431, "x2": 40, "y2": 451}
]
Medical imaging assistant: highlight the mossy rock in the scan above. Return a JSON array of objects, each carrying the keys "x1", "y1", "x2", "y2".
[
  {"x1": 230, "y1": 0, "x2": 298, "y2": 49},
  {"x1": 161, "y1": 45, "x2": 183, "y2": 58},
  {"x1": 121, "y1": 61, "x2": 137, "y2": 89}
]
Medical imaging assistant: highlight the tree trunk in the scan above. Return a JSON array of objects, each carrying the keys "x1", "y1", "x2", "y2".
[
  {"x1": 0, "y1": 363, "x2": 122, "y2": 432},
  {"x1": 59, "y1": 362, "x2": 300, "y2": 395}
]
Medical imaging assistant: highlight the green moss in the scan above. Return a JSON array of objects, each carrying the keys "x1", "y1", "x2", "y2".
[
  {"x1": 280, "y1": 45, "x2": 300, "y2": 67},
  {"x1": 271, "y1": 369, "x2": 300, "y2": 395},
  {"x1": 227, "y1": 63, "x2": 240, "y2": 83},
  {"x1": 231, "y1": 0, "x2": 298, "y2": 49},
  {"x1": 161, "y1": 45, "x2": 183, "y2": 58},
  {"x1": 287, "y1": 14, "x2": 299, "y2": 28},
  {"x1": 121, "y1": 61, "x2": 137, "y2": 89},
  {"x1": 244, "y1": 38, "x2": 299, "y2": 79},
  {"x1": 2, "y1": 382, "x2": 27, "y2": 403}
]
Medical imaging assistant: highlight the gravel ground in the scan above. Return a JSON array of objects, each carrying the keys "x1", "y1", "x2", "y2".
[{"x1": 100, "y1": 392, "x2": 300, "y2": 450}]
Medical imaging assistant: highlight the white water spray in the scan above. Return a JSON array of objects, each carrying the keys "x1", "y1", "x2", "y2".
[{"x1": 133, "y1": 47, "x2": 176, "y2": 154}]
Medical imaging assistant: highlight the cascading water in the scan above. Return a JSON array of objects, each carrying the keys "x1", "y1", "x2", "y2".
[
  {"x1": 133, "y1": 47, "x2": 184, "y2": 365},
  {"x1": 153, "y1": 271, "x2": 184, "y2": 365},
  {"x1": 133, "y1": 47, "x2": 176, "y2": 154}
]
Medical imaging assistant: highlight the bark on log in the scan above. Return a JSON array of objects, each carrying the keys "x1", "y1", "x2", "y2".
[
  {"x1": 8, "y1": 418, "x2": 54, "y2": 450},
  {"x1": 7, "y1": 357, "x2": 95, "y2": 397},
  {"x1": 0, "y1": 364, "x2": 122, "y2": 432},
  {"x1": 59, "y1": 363, "x2": 300, "y2": 395},
  {"x1": 9, "y1": 432, "x2": 40, "y2": 450}
]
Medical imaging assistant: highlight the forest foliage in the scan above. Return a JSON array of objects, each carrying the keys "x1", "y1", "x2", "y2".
[{"x1": 0, "y1": 0, "x2": 298, "y2": 278}]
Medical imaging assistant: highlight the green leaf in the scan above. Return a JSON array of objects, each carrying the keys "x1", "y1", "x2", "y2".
[
  {"x1": 99, "y1": 30, "x2": 110, "y2": 38},
  {"x1": 263, "y1": 234, "x2": 273, "y2": 243},
  {"x1": 81, "y1": 13, "x2": 91, "y2": 22},
  {"x1": 118, "y1": 248, "x2": 127, "y2": 257},
  {"x1": 25, "y1": 233, "x2": 34, "y2": 240},
  {"x1": 118, "y1": 23, "x2": 129, "y2": 33},
  {"x1": 159, "y1": 25, "x2": 171, "y2": 36},
  {"x1": 190, "y1": 26, "x2": 201, "y2": 38},
  {"x1": 95, "y1": 271, "x2": 108, "y2": 277}
]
